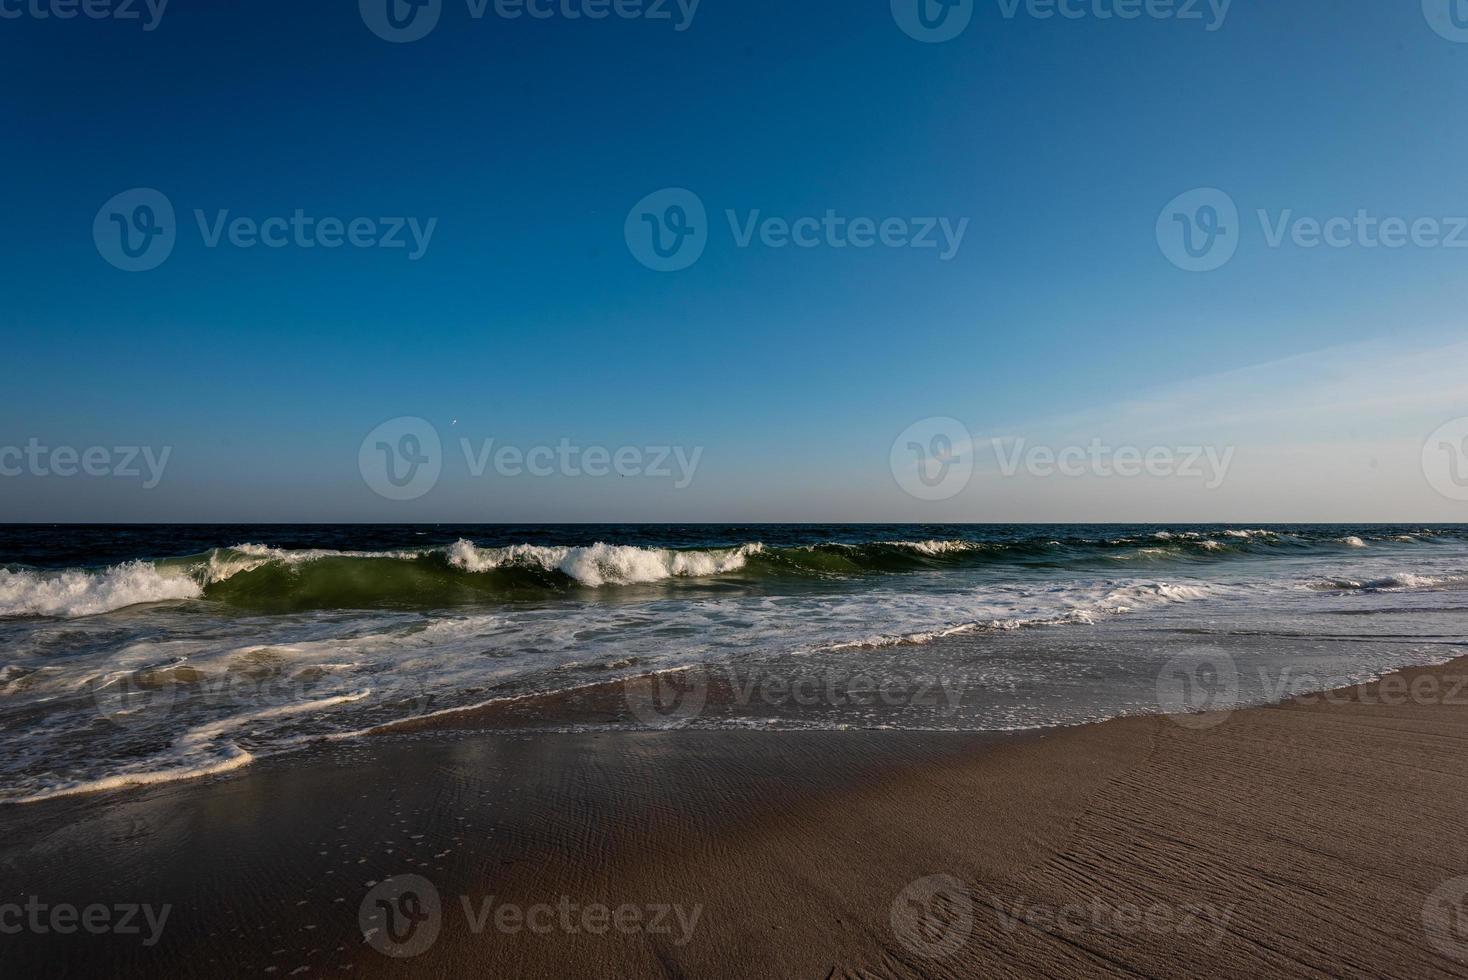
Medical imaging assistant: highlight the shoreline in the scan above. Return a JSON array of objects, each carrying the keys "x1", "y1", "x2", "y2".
[
  {"x1": 20, "y1": 630, "x2": 1463, "y2": 807},
  {"x1": 3, "y1": 658, "x2": 1468, "y2": 976}
]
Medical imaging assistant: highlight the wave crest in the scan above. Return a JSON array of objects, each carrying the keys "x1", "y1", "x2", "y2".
[
  {"x1": 3, "y1": 528, "x2": 1453, "y2": 618},
  {"x1": 445, "y1": 540, "x2": 760, "y2": 586},
  {"x1": 0, "y1": 562, "x2": 202, "y2": 618}
]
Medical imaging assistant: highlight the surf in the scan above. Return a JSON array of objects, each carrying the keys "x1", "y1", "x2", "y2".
[{"x1": 1, "y1": 526, "x2": 1462, "y2": 618}]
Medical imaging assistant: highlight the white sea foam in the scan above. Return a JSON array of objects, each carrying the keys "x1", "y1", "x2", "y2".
[
  {"x1": 230, "y1": 543, "x2": 423, "y2": 564},
  {"x1": 203, "y1": 543, "x2": 427, "y2": 583},
  {"x1": 13, "y1": 748, "x2": 256, "y2": 804},
  {"x1": 445, "y1": 539, "x2": 759, "y2": 586},
  {"x1": 812, "y1": 579, "x2": 1220, "y2": 652},
  {"x1": 881, "y1": 539, "x2": 982, "y2": 556},
  {"x1": 0, "y1": 562, "x2": 203, "y2": 618},
  {"x1": 1330, "y1": 573, "x2": 1456, "y2": 592},
  {"x1": 12, "y1": 690, "x2": 372, "y2": 803},
  {"x1": 1374, "y1": 573, "x2": 1441, "y2": 589}
]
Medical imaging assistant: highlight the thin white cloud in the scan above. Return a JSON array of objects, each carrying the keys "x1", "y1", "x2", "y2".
[{"x1": 980, "y1": 335, "x2": 1468, "y2": 446}]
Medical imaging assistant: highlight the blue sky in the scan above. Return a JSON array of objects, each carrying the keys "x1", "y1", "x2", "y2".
[{"x1": 3, "y1": 0, "x2": 1468, "y2": 521}]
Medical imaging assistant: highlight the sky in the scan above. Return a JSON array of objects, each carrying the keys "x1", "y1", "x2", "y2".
[{"x1": 3, "y1": 0, "x2": 1468, "y2": 522}]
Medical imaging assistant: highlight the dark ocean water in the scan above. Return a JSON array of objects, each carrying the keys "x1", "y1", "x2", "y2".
[
  {"x1": 2, "y1": 523, "x2": 1466, "y2": 804},
  {"x1": 5, "y1": 522, "x2": 1428, "y2": 570}
]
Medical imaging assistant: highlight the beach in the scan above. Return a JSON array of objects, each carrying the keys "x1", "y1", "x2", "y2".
[
  {"x1": 15, "y1": 0, "x2": 1466, "y2": 974},
  {"x1": 5, "y1": 654, "x2": 1468, "y2": 978},
  {"x1": 5, "y1": 523, "x2": 1468, "y2": 977}
]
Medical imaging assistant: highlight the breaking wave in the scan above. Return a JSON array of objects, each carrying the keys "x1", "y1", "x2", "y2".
[{"x1": 0, "y1": 527, "x2": 1458, "y2": 618}]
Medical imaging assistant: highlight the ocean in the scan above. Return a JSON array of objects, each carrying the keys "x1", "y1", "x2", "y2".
[{"x1": 2, "y1": 523, "x2": 1465, "y2": 804}]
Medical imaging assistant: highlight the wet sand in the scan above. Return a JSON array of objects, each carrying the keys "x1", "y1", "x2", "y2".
[{"x1": 4, "y1": 659, "x2": 1468, "y2": 977}]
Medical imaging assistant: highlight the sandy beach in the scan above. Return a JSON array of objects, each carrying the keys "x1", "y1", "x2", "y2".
[
  {"x1": 5, "y1": 654, "x2": 1468, "y2": 978},
  {"x1": 13, "y1": 0, "x2": 1466, "y2": 974}
]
